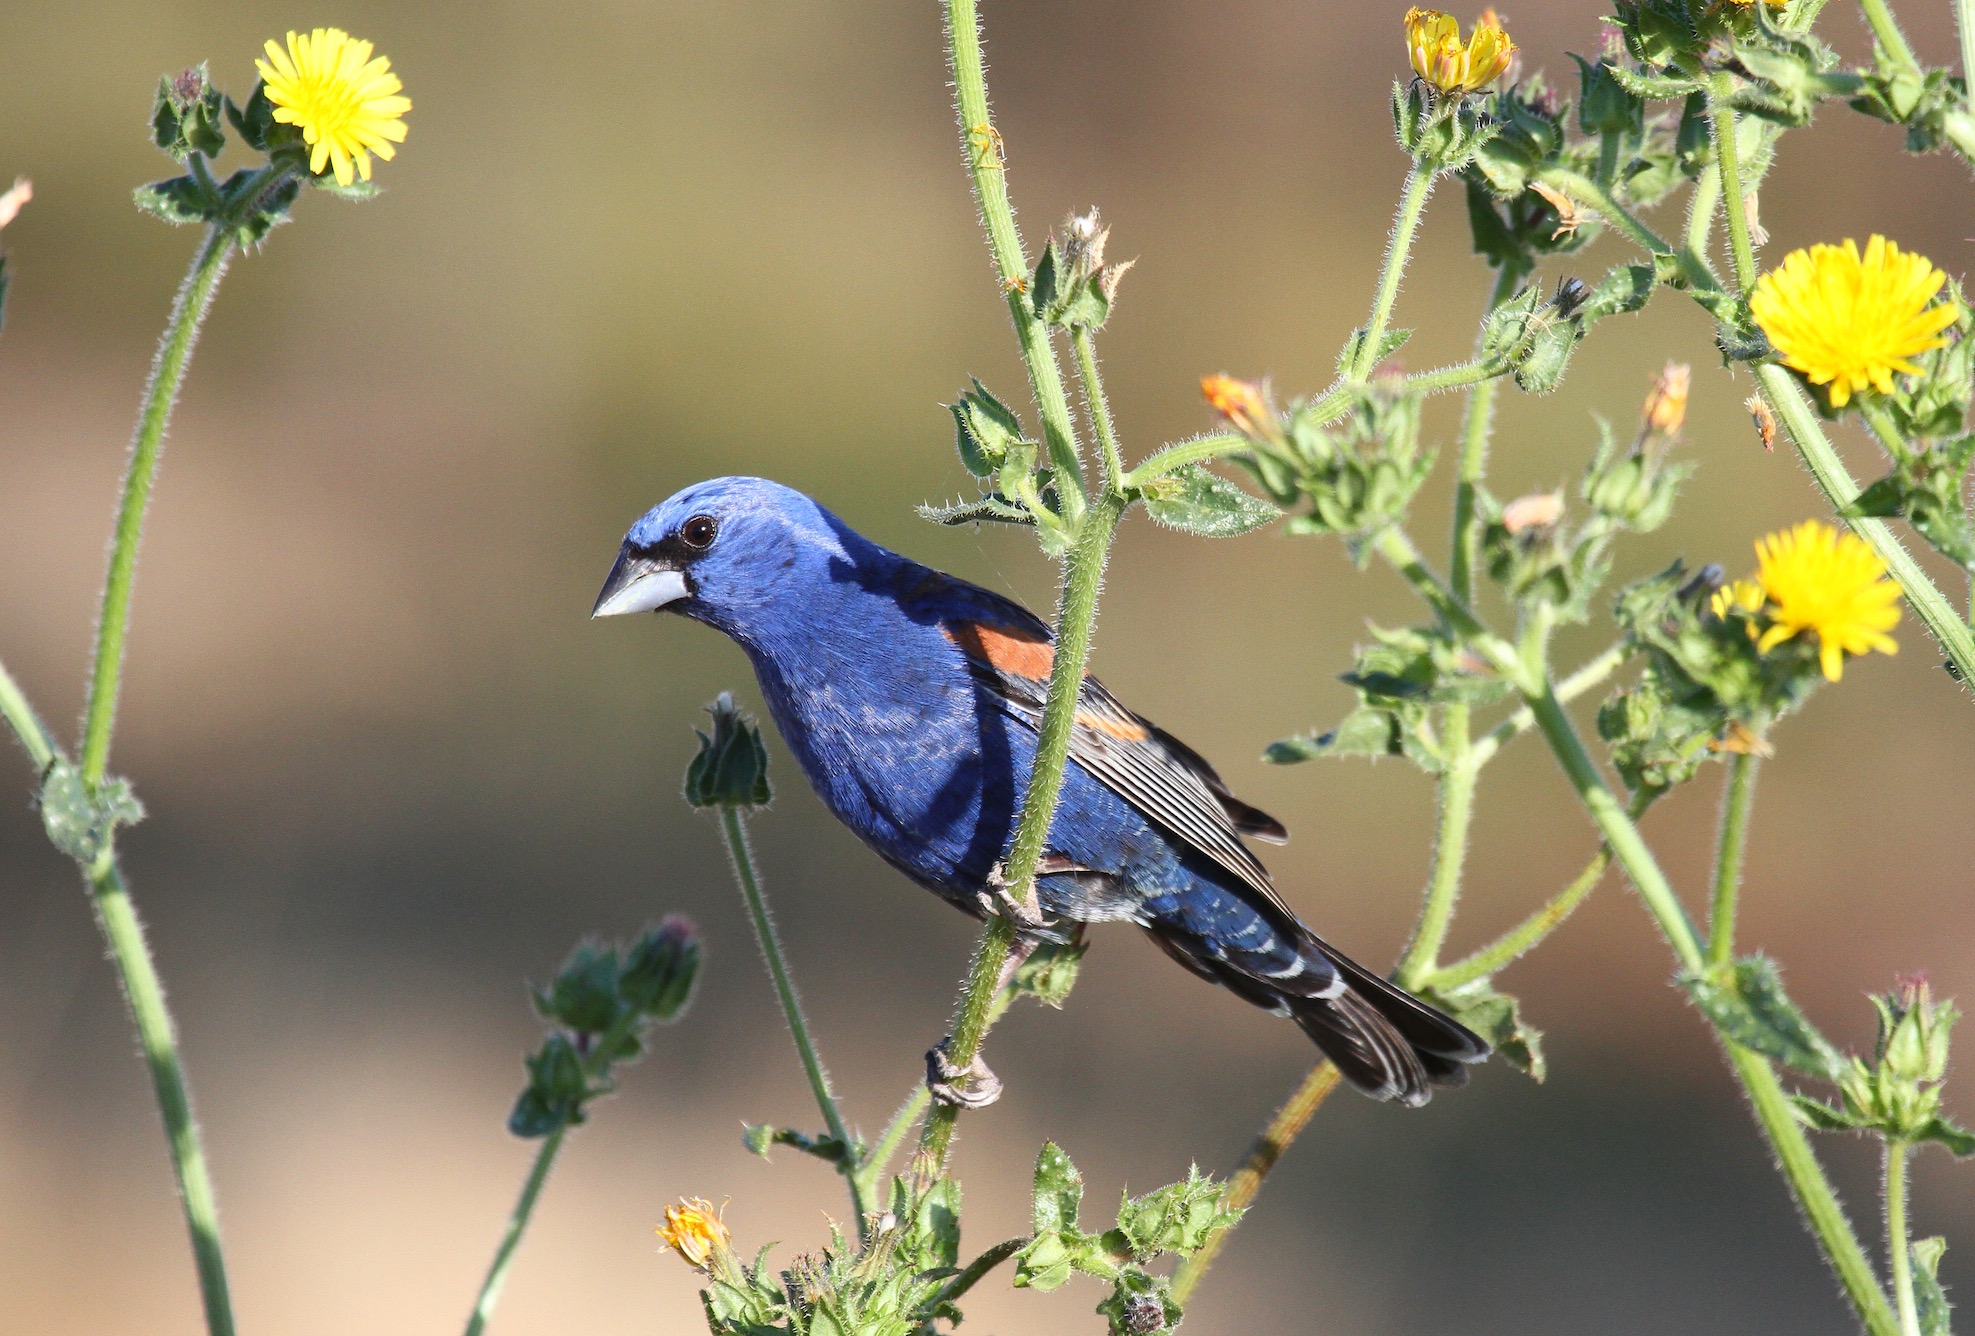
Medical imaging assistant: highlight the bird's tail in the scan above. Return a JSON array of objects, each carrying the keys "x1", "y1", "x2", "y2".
[{"x1": 1147, "y1": 914, "x2": 1488, "y2": 1107}]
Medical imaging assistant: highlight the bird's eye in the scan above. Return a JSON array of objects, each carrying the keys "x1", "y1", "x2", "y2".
[{"x1": 680, "y1": 514, "x2": 719, "y2": 551}]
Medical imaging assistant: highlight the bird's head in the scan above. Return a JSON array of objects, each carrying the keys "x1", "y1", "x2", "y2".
[{"x1": 592, "y1": 476, "x2": 859, "y2": 634}]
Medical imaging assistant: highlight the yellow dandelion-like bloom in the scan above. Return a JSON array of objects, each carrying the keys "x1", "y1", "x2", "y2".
[
  {"x1": 1405, "y1": 8, "x2": 1516, "y2": 95},
  {"x1": 656, "y1": 1198, "x2": 730, "y2": 1272},
  {"x1": 1749, "y1": 236, "x2": 1957, "y2": 408},
  {"x1": 1752, "y1": 520, "x2": 1901, "y2": 681},
  {"x1": 1710, "y1": 578, "x2": 1765, "y2": 620},
  {"x1": 256, "y1": 29, "x2": 410, "y2": 187}
]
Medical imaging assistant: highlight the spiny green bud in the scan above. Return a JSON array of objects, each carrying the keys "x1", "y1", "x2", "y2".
[
  {"x1": 621, "y1": 915, "x2": 701, "y2": 1023},
  {"x1": 684, "y1": 692, "x2": 771, "y2": 809}
]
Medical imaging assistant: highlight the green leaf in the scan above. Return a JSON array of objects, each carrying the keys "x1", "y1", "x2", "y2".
[
  {"x1": 1030, "y1": 1142, "x2": 1084, "y2": 1235},
  {"x1": 1912, "y1": 1237, "x2": 1953, "y2": 1336},
  {"x1": 1789, "y1": 1094, "x2": 1867, "y2": 1133},
  {"x1": 1578, "y1": 262, "x2": 1656, "y2": 325},
  {"x1": 1139, "y1": 464, "x2": 1281, "y2": 537},
  {"x1": 151, "y1": 65, "x2": 226, "y2": 162},
  {"x1": 1013, "y1": 1231, "x2": 1077, "y2": 1292},
  {"x1": 1012, "y1": 937, "x2": 1088, "y2": 1008},
  {"x1": 133, "y1": 176, "x2": 215, "y2": 226},
  {"x1": 918, "y1": 494, "x2": 1035, "y2": 527},
  {"x1": 683, "y1": 692, "x2": 772, "y2": 809},
  {"x1": 1842, "y1": 475, "x2": 1909, "y2": 520},
  {"x1": 509, "y1": 1034, "x2": 586, "y2": 1137},
  {"x1": 1432, "y1": 981, "x2": 1545, "y2": 1081},
  {"x1": 915, "y1": 1174, "x2": 963, "y2": 1270},
  {"x1": 1915, "y1": 1115, "x2": 1975, "y2": 1157},
  {"x1": 1336, "y1": 326, "x2": 1412, "y2": 379},
  {"x1": 1682, "y1": 956, "x2": 1847, "y2": 1081},
  {"x1": 1113, "y1": 1165, "x2": 1240, "y2": 1257},
  {"x1": 1265, "y1": 707, "x2": 1400, "y2": 764},
  {"x1": 535, "y1": 942, "x2": 624, "y2": 1034}
]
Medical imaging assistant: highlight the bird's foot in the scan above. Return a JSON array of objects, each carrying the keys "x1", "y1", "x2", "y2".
[
  {"x1": 977, "y1": 862, "x2": 1052, "y2": 933},
  {"x1": 925, "y1": 1038, "x2": 1003, "y2": 1109}
]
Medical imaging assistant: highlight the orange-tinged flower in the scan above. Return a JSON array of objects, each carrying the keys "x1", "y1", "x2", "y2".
[
  {"x1": 656, "y1": 1198, "x2": 730, "y2": 1272},
  {"x1": 1405, "y1": 8, "x2": 1517, "y2": 94},
  {"x1": 1200, "y1": 374, "x2": 1282, "y2": 443},
  {"x1": 256, "y1": 28, "x2": 410, "y2": 187},
  {"x1": 1749, "y1": 236, "x2": 1958, "y2": 408},
  {"x1": 1751, "y1": 520, "x2": 1901, "y2": 681},
  {"x1": 1501, "y1": 491, "x2": 1565, "y2": 534},
  {"x1": 1642, "y1": 362, "x2": 1690, "y2": 437}
]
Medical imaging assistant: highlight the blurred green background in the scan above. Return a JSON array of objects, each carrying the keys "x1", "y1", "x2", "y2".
[{"x1": 2, "y1": 2, "x2": 1971, "y2": 1333}]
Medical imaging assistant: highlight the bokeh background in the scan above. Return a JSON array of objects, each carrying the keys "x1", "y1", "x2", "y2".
[{"x1": 2, "y1": 2, "x2": 1971, "y2": 1333}]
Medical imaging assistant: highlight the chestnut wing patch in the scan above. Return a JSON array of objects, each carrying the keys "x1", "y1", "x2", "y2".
[{"x1": 944, "y1": 617, "x2": 1293, "y2": 919}]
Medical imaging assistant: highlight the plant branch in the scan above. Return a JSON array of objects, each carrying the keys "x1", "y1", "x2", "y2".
[
  {"x1": 1708, "y1": 751, "x2": 1760, "y2": 969},
  {"x1": 1351, "y1": 158, "x2": 1435, "y2": 381},
  {"x1": 1535, "y1": 166, "x2": 1719, "y2": 292},
  {"x1": 718, "y1": 807, "x2": 866, "y2": 1228},
  {"x1": 1070, "y1": 325, "x2": 1127, "y2": 497},
  {"x1": 1709, "y1": 75, "x2": 1759, "y2": 290},
  {"x1": 1169, "y1": 1062, "x2": 1343, "y2": 1307},
  {"x1": 1449, "y1": 267, "x2": 1518, "y2": 605},
  {"x1": 79, "y1": 222, "x2": 235, "y2": 787},
  {"x1": 1756, "y1": 364, "x2": 1975, "y2": 688},
  {"x1": 1860, "y1": 0, "x2": 1923, "y2": 74},
  {"x1": 1469, "y1": 643, "x2": 1629, "y2": 767},
  {"x1": 1960, "y1": 0, "x2": 1975, "y2": 102},
  {"x1": 0, "y1": 653, "x2": 57, "y2": 772},
  {"x1": 1396, "y1": 722, "x2": 1475, "y2": 987},
  {"x1": 944, "y1": 0, "x2": 1085, "y2": 516},
  {"x1": 463, "y1": 1128, "x2": 567, "y2": 1336},
  {"x1": 933, "y1": 1238, "x2": 1027, "y2": 1307},
  {"x1": 1683, "y1": 165, "x2": 1722, "y2": 284},
  {"x1": 1886, "y1": 1139, "x2": 1920, "y2": 1336}
]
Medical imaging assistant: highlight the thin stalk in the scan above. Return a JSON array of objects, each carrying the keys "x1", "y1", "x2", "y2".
[
  {"x1": 1709, "y1": 752, "x2": 1760, "y2": 969},
  {"x1": 1169, "y1": 1062, "x2": 1343, "y2": 1307},
  {"x1": 0, "y1": 654, "x2": 57, "y2": 771},
  {"x1": 79, "y1": 222, "x2": 234, "y2": 786},
  {"x1": 1535, "y1": 166, "x2": 1720, "y2": 292},
  {"x1": 1070, "y1": 326, "x2": 1126, "y2": 495},
  {"x1": 1449, "y1": 268, "x2": 1518, "y2": 605},
  {"x1": 718, "y1": 807, "x2": 866, "y2": 1227},
  {"x1": 1859, "y1": 0, "x2": 1923, "y2": 73},
  {"x1": 1396, "y1": 724, "x2": 1475, "y2": 987},
  {"x1": 1860, "y1": 399, "x2": 1916, "y2": 465},
  {"x1": 90, "y1": 860, "x2": 235, "y2": 1336},
  {"x1": 1596, "y1": 131, "x2": 1622, "y2": 187},
  {"x1": 932, "y1": 1238, "x2": 1025, "y2": 1307},
  {"x1": 1683, "y1": 165, "x2": 1722, "y2": 285},
  {"x1": 1369, "y1": 527, "x2": 1519, "y2": 670},
  {"x1": 944, "y1": 0, "x2": 1084, "y2": 514},
  {"x1": 920, "y1": 495, "x2": 1126, "y2": 1169},
  {"x1": 1351, "y1": 159, "x2": 1435, "y2": 382},
  {"x1": 1709, "y1": 75, "x2": 1759, "y2": 289},
  {"x1": 1432, "y1": 788, "x2": 1658, "y2": 993},
  {"x1": 1470, "y1": 644, "x2": 1629, "y2": 768},
  {"x1": 1960, "y1": 0, "x2": 1975, "y2": 95},
  {"x1": 1757, "y1": 363, "x2": 1975, "y2": 688},
  {"x1": 463, "y1": 1128, "x2": 566, "y2": 1336},
  {"x1": 1886, "y1": 1139, "x2": 1921, "y2": 1336},
  {"x1": 1728, "y1": 1045, "x2": 1900, "y2": 1336}
]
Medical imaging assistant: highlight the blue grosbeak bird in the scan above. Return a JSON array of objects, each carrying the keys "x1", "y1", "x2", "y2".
[{"x1": 595, "y1": 477, "x2": 1487, "y2": 1104}]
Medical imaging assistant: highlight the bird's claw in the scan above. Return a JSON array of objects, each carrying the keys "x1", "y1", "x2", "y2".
[
  {"x1": 977, "y1": 863, "x2": 1052, "y2": 933},
  {"x1": 925, "y1": 1038, "x2": 1003, "y2": 1109}
]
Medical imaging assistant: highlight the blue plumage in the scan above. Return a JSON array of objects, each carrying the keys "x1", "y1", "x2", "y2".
[{"x1": 595, "y1": 477, "x2": 1487, "y2": 1104}]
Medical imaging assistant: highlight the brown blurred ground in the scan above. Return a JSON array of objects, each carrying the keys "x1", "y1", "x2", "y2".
[{"x1": 1, "y1": 2, "x2": 1971, "y2": 1333}]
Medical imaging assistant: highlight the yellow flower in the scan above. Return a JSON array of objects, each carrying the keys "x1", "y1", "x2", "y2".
[
  {"x1": 1405, "y1": 8, "x2": 1516, "y2": 95},
  {"x1": 1752, "y1": 520, "x2": 1901, "y2": 681},
  {"x1": 1749, "y1": 236, "x2": 1958, "y2": 408},
  {"x1": 656, "y1": 1198, "x2": 730, "y2": 1271},
  {"x1": 1710, "y1": 578, "x2": 1765, "y2": 620},
  {"x1": 256, "y1": 29, "x2": 410, "y2": 187}
]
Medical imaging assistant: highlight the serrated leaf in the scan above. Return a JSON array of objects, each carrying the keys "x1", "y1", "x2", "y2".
[
  {"x1": 1140, "y1": 464, "x2": 1281, "y2": 537},
  {"x1": 1789, "y1": 1094, "x2": 1866, "y2": 1133},
  {"x1": 1434, "y1": 982, "x2": 1545, "y2": 1080},
  {"x1": 133, "y1": 176, "x2": 214, "y2": 226},
  {"x1": 1265, "y1": 708, "x2": 1399, "y2": 764},
  {"x1": 1031, "y1": 1141, "x2": 1084, "y2": 1235},
  {"x1": 918, "y1": 494, "x2": 1035, "y2": 527},
  {"x1": 1912, "y1": 1237, "x2": 1952, "y2": 1336},
  {"x1": 1012, "y1": 937, "x2": 1087, "y2": 1008},
  {"x1": 1683, "y1": 956, "x2": 1847, "y2": 1081},
  {"x1": 1337, "y1": 325, "x2": 1413, "y2": 378},
  {"x1": 1916, "y1": 1115, "x2": 1975, "y2": 1157}
]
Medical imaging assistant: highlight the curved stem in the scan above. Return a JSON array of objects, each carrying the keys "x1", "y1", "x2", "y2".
[
  {"x1": 1070, "y1": 326, "x2": 1126, "y2": 497},
  {"x1": 719, "y1": 807, "x2": 865, "y2": 1227},
  {"x1": 1728, "y1": 1045, "x2": 1900, "y2": 1336},
  {"x1": 1859, "y1": 0, "x2": 1923, "y2": 74},
  {"x1": 1709, "y1": 75, "x2": 1759, "y2": 290},
  {"x1": 1432, "y1": 788, "x2": 1658, "y2": 993},
  {"x1": 1351, "y1": 159, "x2": 1435, "y2": 382},
  {"x1": 1450, "y1": 269, "x2": 1518, "y2": 605},
  {"x1": 920, "y1": 495, "x2": 1126, "y2": 1170},
  {"x1": 0, "y1": 653, "x2": 57, "y2": 772},
  {"x1": 1470, "y1": 644, "x2": 1629, "y2": 767},
  {"x1": 1535, "y1": 166, "x2": 1719, "y2": 292},
  {"x1": 944, "y1": 0, "x2": 1084, "y2": 515},
  {"x1": 1682, "y1": 156, "x2": 1722, "y2": 283},
  {"x1": 1756, "y1": 364, "x2": 1975, "y2": 690},
  {"x1": 1960, "y1": 0, "x2": 1975, "y2": 97},
  {"x1": 1709, "y1": 752, "x2": 1760, "y2": 969},
  {"x1": 1860, "y1": 399, "x2": 1916, "y2": 465},
  {"x1": 1396, "y1": 730, "x2": 1475, "y2": 988},
  {"x1": 90, "y1": 859, "x2": 236, "y2": 1336},
  {"x1": 79, "y1": 224, "x2": 234, "y2": 787},
  {"x1": 463, "y1": 1128, "x2": 566, "y2": 1336},
  {"x1": 1886, "y1": 1138, "x2": 1920, "y2": 1336},
  {"x1": 1168, "y1": 1062, "x2": 1342, "y2": 1307}
]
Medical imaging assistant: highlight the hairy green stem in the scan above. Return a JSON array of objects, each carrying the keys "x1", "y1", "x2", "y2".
[
  {"x1": 1860, "y1": 0, "x2": 1923, "y2": 73},
  {"x1": 1396, "y1": 722, "x2": 1475, "y2": 988},
  {"x1": 89, "y1": 859, "x2": 235, "y2": 1336},
  {"x1": 1450, "y1": 269, "x2": 1518, "y2": 605},
  {"x1": 1860, "y1": 399, "x2": 1916, "y2": 465},
  {"x1": 1960, "y1": 0, "x2": 1975, "y2": 97},
  {"x1": 463, "y1": 1128, "x2": 566, "y2": 1336},
  {"x1": 944, "y1": 0, "x2": 1084, "y2": 514},
  {"x1": 1536, "y1": 166, "x2": 1719, "y2": 292},
  {"x1": 1709, "y1": 75, "x2": 1759, "y2": 290},
  {"x1": 1352, "y1": 159, "x2": 1435, "y2": 382},
  {"x1": 719, "y1": 807, "x2": 866, "y2": 1228},
  {"x1": 920, "y1": 496, "x2": 1125, "y2": 1169},
  {"x1": 0, "y1": 654, "x2": 57, "y2": 772},
  {"x1": 1470, "y1": 644, "x2": 1629, "y2": 767},
  {"x1": 1709, "y1": 752, "x2": 1760, "y2": 969},
  {"x1": 1756, "y1": 364, "x2": 1975, "y2": 688},
  {"x1": 1432, "y1": 788, "x2": 1658, "y2": 993},
  {"x1": 1071, "y1": 326, "x2": 1126, "y2": 494},
  {"x1": 1169, "y1": 1062, "x2": 1343, "y2": 1307},
  {"x1": 80, "y1": 222, "x2": 234, "y2": 786},
  {"x1": 1683, "y1": 158, "x2": 1722, "y2": 283},
  {"x1": 934, "y1": 1238, "x2": 1026, "y2": 1307},
  {"x1": 1729, "y1": 1045, "x2": 1901, "y2": 1336},
  {"x1": 1886, "y1": 1139, "x2": 1920, "y2": 1336}
]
